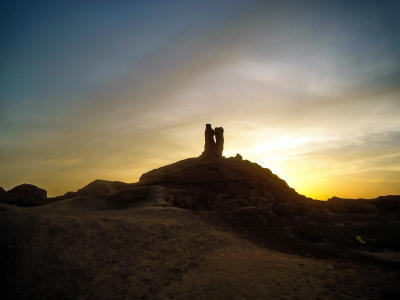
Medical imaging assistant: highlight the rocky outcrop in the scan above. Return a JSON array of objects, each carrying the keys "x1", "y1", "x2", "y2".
[
  {"x1": 1, "y1": 184, "x2": 47, "y2": 207},
  {"x1": 201, "y1": 124, "x2": 224, "y2": 159},
  {"x1": 215, "y1": 127, "x2": 224, "y2": 158},
  {"x1": 202, "y1": 124, "x2": 216, "y2": 158}
]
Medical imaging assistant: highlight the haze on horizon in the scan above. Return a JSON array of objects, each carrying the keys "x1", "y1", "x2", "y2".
[{"x1": 1, "y1": 0, "x2": 400, "y2": 199}]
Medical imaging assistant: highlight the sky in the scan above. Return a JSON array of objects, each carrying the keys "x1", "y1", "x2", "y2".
[{"x1": 1, "y1": 0, "x2": 400, "y2": 199}]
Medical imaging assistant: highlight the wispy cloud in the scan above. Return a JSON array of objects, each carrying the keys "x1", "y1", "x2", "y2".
[{"x1": 46, "y1": 158, "x2": 83, "y2": 166}]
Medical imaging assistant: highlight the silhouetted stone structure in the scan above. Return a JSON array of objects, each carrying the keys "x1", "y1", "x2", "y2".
[
  {"x1": 215, "y1": 127, "x2": 224, "y2": 158},
  {"x1": 203, "y1": 124, "x2": 216, "y2": 157},
  {"x1": 201, "y1": 124, "x2": 224, "y2": 159}
]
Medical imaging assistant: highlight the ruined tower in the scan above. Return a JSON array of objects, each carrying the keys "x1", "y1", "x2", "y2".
[
  {"x1": 201, "y1": 124, "x2": 224, "y2": 159},
  {"x1": 215, "y1": 127, "x2": 224, "y2": 158}
]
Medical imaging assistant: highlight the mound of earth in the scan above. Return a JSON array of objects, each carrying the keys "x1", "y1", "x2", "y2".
[
  {"x1": 140, "y1": 156, "x2": 315, "y2": 212},
  {"x1": 0, "y1": 184, "x2": 48, "y2": 207},
  {"x1": 327, "y1": 195, "x2": 400, "y2": 216},
  {"x1": 140, "y1": 157, "x2": 324, "y2": 243},
  {"x1": 75, "y1": 179, "x2": 129, "y2": 196},
  {"x1": 54, "y1": 179, "x2": 132, "y2": 200},
  {"x1": 140, "y1": 156, "x2": 297, "y2": 194}
]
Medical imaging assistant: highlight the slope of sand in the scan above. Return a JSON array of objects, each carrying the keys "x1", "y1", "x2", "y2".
[{"x1": 1, "y1": 193, "x2": 399, "y2": 300}]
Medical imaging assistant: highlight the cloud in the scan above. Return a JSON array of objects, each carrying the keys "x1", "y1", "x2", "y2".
[{"x1": 46, "y1": 158, "x2": 83, "y2": 166}]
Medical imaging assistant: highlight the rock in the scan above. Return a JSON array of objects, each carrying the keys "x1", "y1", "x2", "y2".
[
  {"x1": 234, "y1": 153, "x2": 243, "y2": 160},
  {"x1": 201, "y1": 124, "x2": 216, "y2": 158},
  {"x1": 201, "y1": 124, "x2": 224, "y2": 159},
  {"x1": 215, "y1": 127, "x2": 224, "y2": 158},
  {"x1": 5, "y1": 184, "x2": 47, "y2": 207}
]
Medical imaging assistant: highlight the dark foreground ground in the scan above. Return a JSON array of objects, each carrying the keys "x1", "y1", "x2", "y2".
[{"x1": 1, "y1": 186, "x2": 400, "y2": 300}]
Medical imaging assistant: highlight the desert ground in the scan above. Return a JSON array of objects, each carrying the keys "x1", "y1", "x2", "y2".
[{"x1": 1, "y1": 185, "x2": 399, "y2": 300}]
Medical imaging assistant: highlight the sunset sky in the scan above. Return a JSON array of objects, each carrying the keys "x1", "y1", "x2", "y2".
[{"x1": 1, "y1": 0, "x2": 400, "y2": 199}]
